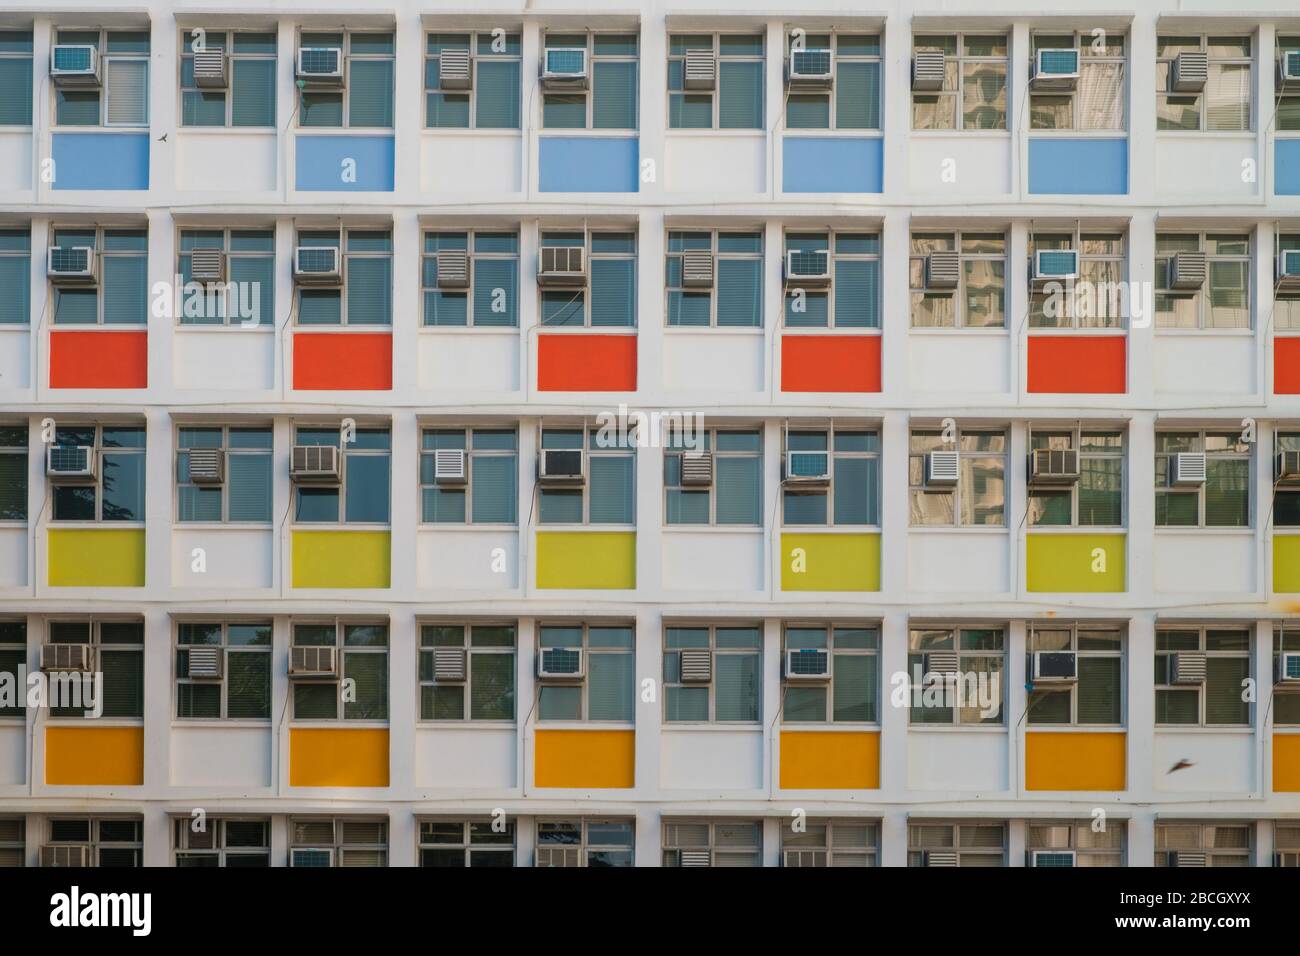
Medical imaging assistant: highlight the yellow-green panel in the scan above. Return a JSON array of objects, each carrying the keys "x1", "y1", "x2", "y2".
[
  {"x1": 292, "y1": 530, "x2": 391, "y2": 588},
  {"x1": 1026, "y1": 533, "x2": 1125, "y2": 592},
  {"x1": 48, "y1": 528, "x2": 145, "y2": 587},
  {"x1": 1274, "y1": 535, "x2": 1300, "y2": 593},
  {"x1": 780, "y1": 533, "x2": 880, "y2": 592},
  {"x1": 536, "y1": 531, "x2": 636, "y2": 589}
]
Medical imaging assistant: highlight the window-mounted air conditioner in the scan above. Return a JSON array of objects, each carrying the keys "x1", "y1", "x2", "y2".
[
  {"x1": 924, "y1": 850, "x2": 959, "y2": 867},
  {"x1": 433, "y1": 448, "x2": 467, "y2": 485},
  {"x1": 539, "y1": 448, "x2": 585, "y2": 486},
  {"x1": 1279, "y1": 51, "x2": 1300, "y2": 90},
  {"x1": 1170, "y1": 651, "x2": 1207, "y2": 685},
  {"x1": 1032, "y1": 651, "x2": 1078, "y2": 683},
  {"x1": 193, "y1": 48, "x2": 228, "y2": 89},
  {"x1": 1276, "y1": 651, "x2": 1300, "y2": 686},
  {"x1": 1030, "y1": 48, "x2": 1080, "y2": 90},
  {"x1": 190, "y1": 248, "x2": 226, "y2": 284},
  {"x1": 187, "y1": 646, "x2": 224, "y2": 680},
  {"x1": 541, "y1": 48, "x2": 588, "y2": 90},
  {"x1": 293, "y1": 246, "x2": 341, "y2": 285},
  {"x1": 46, "y1": 445, "x2": 96, "y2": 482},
  {"x1": 680, "y1": 451, "x2": 714, "y2": 487},
  {"x1": 438, "y1": 48, "x2": 472, "y2": 90},
  {"x1": 436, "y1": 250, "x2": 470, "y2": 289},
  {"x1": 923, "y1": 650, "x2": 959, "y2": 678},
  {"x1": 290, "y1": 445, "x2": 341, "y2": 484},
  {"x1": 289, "y1": 645, "x2": 338, "y2": 679},
  {"x1": 684, "y1": 49, "x2": 716, "y2": 90},
  {"x1": 925, "y1": 450, "x2": 959, "y2": 487},
  {"x1": 1168, "y1": 251, "x2": 1206, "y2": 291},
  {"x1": 537, "y1": 647, "x2": 585, "y2": 680},
  {"x1": 1171, "y1": 452, "x2": 1206, "y2": 486},
  {"x1": 297, "y1": 47, "x2": 344, "y2": 86},
  {"x1": 784, "y1": 648, "x2": 831, "y2": 681},
  {"x1": 48, "y1": 246, "x2": 97, "y2": 285},
  {"x1": 1170, "y1": 52, "x2": 1207, "y2": 92},
  {"x1": 784, "y1": 249, "x2": 831, "y2": 286},
  {"x1": 679, "y1": 648, "x2": 713, "y2": 683},
  {"x1": 1031, "y1": 249, "x2": 1079, "y2": 286},
  {"x1": 433, "y1": 647, "x2": 467, "y2": 682},
  {"x1": 783, "y1": 450, "x2": 830, "y2": 486},
  {"x1": 50, "y1": 45, "x2": 100, "y2": 86},
  {"x1": 1277, "y1": 249, "x2": 1300, "y2": 293},
  {"x1": 537, "y1": 246, "x2": 587, "y2": 287},
  {"x1": 912, "y1": 50, "x2": 946, "y2": 91},
  {"x1": 925, "y1": 251, "x2": 960, "y2": 290},
  {"x1": 1030, "y1": 850, "x2": 1076, "y2": 867},
  {"x1": 679, "y1": 849, "x2": 711, "y2": 867},
  {"x1": 41, "y1": 845, "x2": 91, "y2": 867},
  {"x1": 787, "y1": 49, "x2": 832, "y2": 89},
  {"x1": 1029, "y1": 448, "x2": 1080, "y2": 486},
  {"x1": 681, "y1": 250, "x2": 714, "y2": 289},
  {"x1": 783, "y1": 849, "x2": 828, "y2": 867},
  {"x1": 536, "y1": 846, "x2": 582, "y2": 867},
  {"x1": 1277, "y1": 450, "x2": 1300, "y2": 483},
  {"x1": 40, "y1": 643, "x2": 94, "y2": 673},
  {"x1": 187, "y1": 448, "x2": 226, "y2": 485},
  {"x1": 1172, "y1": 851, "x2": 1206, "y2": 867}
]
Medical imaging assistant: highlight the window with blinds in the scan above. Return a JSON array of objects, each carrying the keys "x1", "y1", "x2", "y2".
[
  {"x1": 783, "y1": 231, "x2": 880, "y2": 328},
  {"x1": 425, "y1": 32, "x2": 521, "y2": 129},
  {"x1": 50, "y1": 424, "x2": 146, "y2": 523},
  {"x1": 175, "y1": 818, "x2": 271, "y2": 867},
  {"x1": 908, "y1": 821, "x2": 1006, "y2": 866},
  {"x1": 668, "y1": 33, "x2": 764, "y2": 129},
  {"x1": 1029, "y1": 32, "x2": 1125, "y2": 131},
  {"x1": 1157, "y1": 36, "x2": 1251, "y2": 132},
  {"x1": 782, "y1": 429, "x2": 879, "y2": 526},
  {"x1": 663, "y1": 820, "x2": 762, "y2": 867},
  {"x1": 665, "y1": 428, "x2": 761, "y2": 526},
  {"x1": 0, "y1": 426, "x2": 26, "y2": 523},
  {"x1": 47, "y1": 621, "x2": 143, "y2": 719},
  {"x1": 299, "y1": 32, "x2": 393, "y2": 129},
  {"x1": 420, "y1": 427, "x2": 517, "y2": 524},
  {"x1": 1274, "y1": 628, "x2": 1300, "y2": 726},
  {"x1": 177, "y1": 228, "x2": 275, "y2": 326},
  {"x1": 907, "y1": 626, "x2": 1006, "y2": 725},
  {"x1": 1027, "y1": 427, "x2": 1125, "y2": 527},
  {"x1": 539, "y1": 426, "x2": 635, "y2": 525},
  {"x1": 0, "y1": 818, "x2": 22, "y2": 867},
  {"x1": 1154, "y1": 429, "x2": 1250, "y2": 527},
  {"x1": 180, "y1": 30, "x2": 276, "y2": 127},
  {"x1": 909, "y1": 426, "x2": 1007, "y2": 527},
  {"x1": 542, "y1": 32, "x2": 638, "y2": 130},
  {"x1": 0, "y1": 229, "x2": 30, "y2": 326},
  {"x1": 783, "y1": 624, "x2": 880, "y2": 723},
  {"x1": 0, "y1": 620, "x2": 25, "y2": 721},
  {"x1": 537, "y1": 623, "x2": 634, "y2": 722},
  {"x1": 536, "y1": 818, "x2": 634, "y2": 867},
  {"x1": 1028, "y1": 820, "x2": 1125, "y2": 866},
  {"x1": 909, "y1": 230, "x2": 1006, "y2": 328},
  {"x1": 1027, "y1": 625, "x2": 1124, "y2": 725},
  {"x1": 291, "y1": 818, "x2": 387, "y2": 867},
  {"x1": 786, "y1": 32, "x2": 880, "y2": 130},
  {"x1": 0, "y1": 31, "x2": 32, "y2": 126},
  {"x1": 1282, "y1": 37, "x2": 1300, "y2": 132},
  {"x1": 665, "y1": 230, "x2": 762, "y2": 327},
  {"x1": 49, "y1": 818, "x2": 142, "y2": 867},
  {"x1": 175, "y1": 621, "x2": 271, "y2": 720},
  {"x1": 419, "y1": 819, "x2": 515, "y2": 867},
  {"x1": 782, "y1": 819, "x2": 879, "y2": 867},
  {"x1": 295, "y1": 229, "x2": 391, "y2": 326},
  {"x1": 419, "y1": 624, "x2": 515, "y2": 721},
  {"x1": 1155, "y1": 627, "x2": 1251, "y2": 726},
  {"x1": 422, "y1": 230, "x2": 519, "y2": 327},
  {"x1": 539, "y1": 230, "x2": 637, "y2": 328},
  {"x1": 51, "y1": 227, "x2": 147, "y2": 327},
  {"x1": 55, "y1": 29, "x2": 149, "y2": 128},
  {"x1": 1155, "y1": 822, "x2": 1251, "y2": 866},
  {"x1": 1028, "y1": 231, "x2": 1127, "y2": 329},
  {"x1": 1155, "y1": 232, "x2": 1251, "y2": 330},
  {"x1": 663, "y1": 624, "x2": 761, "y2": 722},
  {"x1": 291, "y1": 621, "x2": 388, "y2": 721},
  {"x1": 911, "y1": 34, "x2": 1008, "y2": 131},
  {"x1": 176, "y1": 426, "x2": 272, "y2": 524},
  {"x1": 293, "y1": 425, "x2": 391, "y2": 525}
]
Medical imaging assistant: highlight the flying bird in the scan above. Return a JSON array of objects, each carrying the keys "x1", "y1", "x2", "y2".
[{"x1": 1168, "y1": 759, "x2": 1195, "y2": 774}]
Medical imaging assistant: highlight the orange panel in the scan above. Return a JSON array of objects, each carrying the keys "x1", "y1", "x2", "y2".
[
  {"x1": 1276, "y1": 338, "x2": 1300, "y2": 394},
  {"x1": 293, "y1": 331, "x2": 392, "y2": 390},
  {"x1": 49, "y1": 330, "x2": 147, "y2": 389},
  {"x1": 45, "y1": 726, "x2": 144, "y2": 786},
  {"x1": 1274, "y1": 734, "x2": 1300, "y2": 791},
  {"x1": 780, "y1": 334, "x2": 881, "y2": 393},
  {"x1": 1027, "y1": 335, "x2": 1126, "y2": 394},
  {"x1": 537, "y1": 333, "x2": 637, "y2": 391}
]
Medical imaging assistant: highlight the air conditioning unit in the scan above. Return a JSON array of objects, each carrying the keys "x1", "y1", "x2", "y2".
[
  {"x1": 784, "y1": 648, "x2": 831, "y2": 681},
  {"x1": 679, "y1": 648, "x2": 713, "y2": 683},
  {"x1": 536, "y1": 846, "x2": 581, "y2": 867},
  {"x1": 788, "y1": 49, "x2": 833, "y2": 89},
  {"x1": 1030, "y1": 850, "x2": 1076, "y2": 867},
  {"x1": 1170, "y1": 651, "x2": 1207, "y2": 685},
  {"x1": 40, "y1": 644, "x2": 93, "y2": 673},
  {"x1": 41, "y1": 845, "x2": 91, "y2": 868},
  {"x1": 912, "y1": 50, "x2": 946, "y2": 91},
  {"x1": 1169, "y1": 251, "x2": 1206, "y2": 291},
  {"x1": 1276, "y1": 651, "x2": 1300, "y2": 686},
  {"x1": 925, "y1": 450, "x2": 959, "y2": 486},
  {"x1": 784, "y1": 249, "x2": 831, "y2": 286},
  {"x1": 47, "y1": 246, "x2": 97, "y2": 284},
  {"x1": 539, "y1": 448, "x2": 586, "y2": 486},
  {"x1": 1172, "y1": 452, "x2": 1206, "y2": 486},
  {"x1": 290, "y1": 445, "x2": 341, "y2": 484},
  {"x1": 190, "y1": 248, "x2": 226, "y2": 284},
  {"x1": 186, "y1": 448, "x2": 225, "y2": 485},
  {"x1": 1032, "y1": 651, "x2": 1078, "y2": 683},
  {"x1": 289, "y1": 645, "x2": 338, "y2": 679},
  {"x1": 433, "y1": 647, "x2": 467, "y2": 682},
  {"x1": 679, "y1": 849, "x2": 711, "y2": 867},
  {"x1": 680, "y1": 451, "x2": 714, "y2": 487},
  {"x1": 924, "y1": 850, "x2": 958, "y2": 867},
  {"x1": 1277, "y1": 249, "x2": 1300, "y2": 293},
  {"x1": 925, "y1": 251, "x2": 960, "y2": 290},
  {"x1": 537, "y1": 647, "x2": 585, "y2": 680},
  {"x1": 297, "y1": 47, "x2": 344, "y2": 86},
  {"x1": 438, "y1": 48, "x2": 472, "y2": 90},
  {"x1": 681, "y1": 250, "x2": 714, "y2": 289},
  {"x1": 783, "y1": 849, "x2": 827, "y2": 867},
  {"x1": 1031, "y1": 249, "x2": 1079, "y2": 286},
  {"x1": 294, "y1": 246, "x2": 341, "y2": 285},
  {"x1": 684, "y1": 49, "x2": 716, "y2": 90},
  {"x1": 193, "y1": 48, "x2": 228, "y2": 89},
  {"x1": 1277, "y1": 450, "x2": 1300, "y2": 483},
  {"x1": 434, "y1": 449, "x2": 467, "y2": 485},
  {"x1": 923, "y1": 650, "x2": 959, "y2": 678},
  {"x1": 783, "y1": 450, "x2": 830, "y2": 486},
  {"x1": 541, "y1": 48, "x2": 588, "y2": 89},
  {"x1": 187, "y1": 646, "x2": 224, "y2": 680},
  {"x1": 1030, "y1": 48, "x2": 1080, "y2": 90},
  {"x1": 1172, "y1": 851, "x2": 1206, "y2": 868},
  {"x1": 1171, "y1": 51, "x2": 1208, "y2": 92},
  {"x1": 1029, "y1": 448, "x2": 1080, "y2": 486},
  {"x1": 46, "y1": 445, "x2": 96, "y2": 482},
  {"x1": 537, "y1": 246, "x2": 587, "y2": 287},
  {"x1": 50, "y1": 45, "x2": 100, "y2": 86},
  {"x1": 1282, "y1": 51, "x2": 1300, "y2": 90},
  {"x1": 436, "y1": 250, "x2": 470, "y2": 289}
]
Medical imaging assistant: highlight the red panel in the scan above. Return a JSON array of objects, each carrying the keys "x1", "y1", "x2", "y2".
[
  {"x1": 781, "y1": 334, "x2": 881, "y2": 393},
  {"x1": 49, "y1": 330, "x2": 147, "y2": 389},
  {"x1": 1276, "y1": 338, "x2": 1300, "y2": 394},
  {"x1": 293, "y1": 332, "x2": 392, "y2": 390},
  {"x1": 538, "y1": 333, "x2": 637, "y2": 392},
  {"x1": 1027, "y1": 335, "x2": 1126, "y2": 394}
]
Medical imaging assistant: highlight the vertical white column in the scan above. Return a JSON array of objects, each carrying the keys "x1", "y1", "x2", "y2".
[
  {"x1": 878, "y1": 608, "x2": 908, "y2": 798},
  {"x1": 272, "y1": 416, "x2": 293, "y2": 595},
  {"x1": 392, "y1": 14, "x2": 420, "y2": 195},
  {"x1": 146, "y1": 208, "x2": 175, "y2": 409},
  {"x1": 277, "y1": 21, "x2": 297, "y2": 198},
  {"x1": 28, "y1": 218, "x2": 48, "y2": 399},
  {"x1": 386, "y1": 593, "x2": 418, "y2": 841},
  {"x1": 140, "y1": 604, "x2": 170, "y2": 796},
  {"x1": 1126, "y1": 613, "x2": 1156, "y2": 864},
  {"x1": 638, "y1": 8, "x2": 666, "y2": 205},
  {"x1": 31, "y1": 19, "x2": 50, "y2": 204},
  {"x1": 143, "y1": 405, "x2": 171, "y2": 600},
  {"x1": 388, "y1": 409, "x2": 417, "y2": 594},
  {"x1": 520, "y1": 219, "x2": 539, "y2": 399},
  {"x1": 1127, "y1": 12, "x2": 1157, "y2": 204},
  {"x1": 635, "y1": 212, "x2": 665, "y2": 430},
  {"x1": 517, "y1": 616, "x2": 537, "y2": 798},
  {"x1": 1127, "y1": 211, "x2": 1156, "y2": 411},
  {"x1": 763, "y1": 419, "x2": 781, "y2": 598},
  {"x1": 763, "y1": 220, "x2": 782, "y2": 400},
  {"x1": 1009, "y1": 220, "x2": 1029, "y2": 399},
  {"x1": 1254, "y1": 619, "x2": 1272, "y2": 799},
  {"x1": 1007, "y1": 618, "x2": 1028, "y2": 796},
  {"x1": 633, "y1": 607, "x2": 661, "y2": 797},
  {"x1": 390, "y1": 210, "x2": 420, "y2": 396},
  {"x1": 522, "y1": 23, "x2": 541, "y2": 198},
  {"x1": 149, "y1": 18, "x2": 177, "y2": 197},
  {"x1": 271, "y1": 615, "x2": 290, "y2": 793},
  {"x1": 274, "y1": 218, "x2": 295, "y2": 397},
  {"x1": 1008, "y1": 420, "x2": 1028, "y2": 600},
  {"x1": 765, "y1": 20, "x2": 784, "y2": 198},
  {"x1": 1259, "y1": 24, "x2": 1277, "y2": 201},
  {"x1": 880, "y1": 13, "x2": 907, "y2": 197},
  {"x1": 1257, "y1": 219, "x2": 1276, "y2": 409},
  {"x1": 1009, "y1": 23, "x2": 1030, "y2": 201},
  {"x1": 880, "y1": 213, "x2": 909, "y2": 400},
  {"x1": 762, "y1": 617, "x2": 781, "y2": 793},
  {"x1": 519, "y1": 416, "x2": 538, "y2": 596}
]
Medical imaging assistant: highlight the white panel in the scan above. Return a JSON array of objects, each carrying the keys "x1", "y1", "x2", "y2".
[
  {"x1": 662, "y1": 331, "x2": 764, "y2": 394},
  {"x1": 170, "y1": 725, "x2": 272, "y2": 788},
  {"x1": 1154, "y1": 335, "x2": 1256, "y2": 395},
  {"x1": 415, "y1": 727, "x2": 516, "y2": 788},
  {"x1": 0, "y1": 329, "x2": 30, "y2": 389},
  {"x1": 417, "y1": 529, "x2": 519, "y2": 591},
  {"x1": 908, "y1": 136, "x2": 1012, "y2": 195},
  {"x1": 176, "y1": 132, "x2": 277, "y2": 193},
  {"x1": 171, "y1": 529, "x2": 274, "y2": 590},
  {"x1": 662, "y1": 530, "x2": 763, "y2": 593},
  {"x1": 661, "y1": 729, "x2": 763, "y2": 790},
  {"x1": 0, "y1": 725, "x2": 25, "y2": 786},
  {"x1": 173, "y1": 331, "x2": 275, "y2": 391},
  {"x1": 0, "y1": 526, "x2": 28, "y2": 588},
  {"x1": 665, "y1": 133, "x2": 765, "y2": 194},
  {"x1": 418, "y1": 331, "x2": 519, "y2": 392},
  {"x1": 1153, "y1": 730, "x2": 1253, "y2": 793},
  {"x1": 0, "y1": 132, "x2": 32, "y2": 191},
  {"x1": 1153, "y1": 532, "x2": 1254, "y2": 593},
  {"x1": 908, "y1": 332, "x2": 1010, "y2": 393},
  {"x1": 908, "y1": 531, "x2": 1009, "y2": 594},
  {"x1": 1155, "y1": 137, "x2": 1257, "y2": 199},
  {"x1": 420, "y1": 132, "x2": 522, "y2": 194},
  {"x1": 908, "y1": 729, "x2": 1008, "y2": 791}
]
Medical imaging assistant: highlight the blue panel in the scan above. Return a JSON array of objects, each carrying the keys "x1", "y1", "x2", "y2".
[
  {"x1": 1277, "y1": 140, "x2": 1300, "y2": 196},
  {"x1": 295, "y1": 135, "x2": 395, "y2": 191},
  {"x1": 539, "y1": 137, "x2": 639, "y2": 193},
  {"x1": 782, "y1": 137, "x2": 883, "y2": 193},
  {"x1": 51, "y1": 133, "x2": 149, "y2": 190},
  {"x1": 1028, "y1": 138, "x2": 1128, "y2": 195}
]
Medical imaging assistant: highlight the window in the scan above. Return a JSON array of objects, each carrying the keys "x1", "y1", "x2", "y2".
[
  {"x1": 537, "y1": 623, "x2": 634, "y2": 722},
  {"x1": 1277, "y1": 234, "x2": 1300, "y2": 330},
  {"x1": 1155, "y1": 232, "x2": 1250, "y2": 329},
  {"x1": 783, "y1": 624, "x2": 879, "y2": 723},
  {"x1": 0, "y1": 31, "x2": 32, "y2": 126},
  {"x1": 47, "y1": 620, "x2": 143, "y2": 719},
  {"x1": 51, "y1": 227, "x2": 147, "y2": 326},
  {"x1": 420, "y1": 427, "x2": 517, "y2": 524},
  {"x1": 419, "y1": 623, "x2": 515, "y2": 721},
  {"x1": 1155, "y1": 822, "x2": 1250, "y2": 866},
  {"x1": 176, "y1": 426, "x2": 273, "y2": 523},
  {"x1": 1030, "y1": 32, "x2": 1124, "y2": 130},
  {"x1": 423, "y1": 230, "x2": 519, "y2": 327},
  {"x1": 911, "y1": 34, "x2": 1008, "y2": 130},
  {"x1": 1028, "y1": 427, "x2": 1124, "y2": 526},
  {"x1": 291, "y1": 621, "x2": 387, "y2": 721},
  {"x1": 1029, "y1": 232, "x2": 1127, "y2": 329},
  {"x1": 293, "y1": 425, "x2": 391, "y2": 524},
  {"x1": 909, "y1": 427, "x2": 1006, "y2": 526},
  {"x1": 175, "y1": 818, "x2": 270, "y2": 867},
  {"x1": 0, "y1": 620, "x2": 24, "y2": 720},
  {"x1": 50, "y1": 424, "x2": 145, "y2": 523},
  {"x1": 908, "y1": 821, "x2": 1006, "y2": 866},
  {"x1": 668, "y1": 34, "x2": 763, "y2": 129},
  {"x1": 535, "y1": 818, "x2": 634, "y2": 867},
  {"x1": 542, "y1": 32, "x2": 638, "y2": 130},
  {"x1": 0, "y1": 818, "x2": 22, "y2": 867},
  {"x1": 539, "y1": 426, "x2": 634, "y2": 525},
  {"x1": 177, "y1": 229, "x2": 274, "y2": 326},
  {"x1": 540, "y1": 230, "x2": 636, "y2": 327},
  {"x1": 909, "y1": 231, "x2": 1006, "y2": 328},
  {"x1": 783, "y1": 232, "x2": 880, "y2": 328},
  {"x1": 1154, "y1": 430, "x2": 1250, "y2": 527},
  {"x1": 175, "y1": 621, "x2": 271, "y2": 720},
  {"x1": 663, "y1": 820, "x2": 761, "y2": 867},
  {"x1": 1028, "y1": 821, "x2": 1124, "y2": 866},
  {"x1": 54, "y1": 30, "x2": 148, "y2": 127},
  {"x1": 1157, "y1": 36, "x2": 1251, "y2": 131},
  {"x1": 1027, "y1": 625, "x2": 1124, "y2": 725},
  {"x1": 0, "y1": 229, "x2": 29, "y2": 325},
  {"x1": 1281, "y1": 37, "x2": 1300, "y2": 131},
  {"x1": 290, "y1": 818, "x2": 387, "y2": 867},
  {"x1": 419, "y1": 819, "x2": 515, "y2": 867},
  {"x1": 786, "y1": 33, "x2": 880, "y2": 130},
  {"x1": 296, "y1": 229, "x2": 391, "y2": 326},
  {"x1": 783, "y1": 429, "x2": 880, "y2": 526},
  {"x1": 0, "y1": 426, "x2": 26, "y2": 521},
  {"x1": 1155, "y1": 626, "x2": 1251, "y2": 726},
  {"x1": 665, "y1": 230, "x2": 762, "y2": 327},
  {"x1": 782, "y1": 819, "x2": 878, "y2": 866},
  {"x1": 425, "y1": 32, "x2": 521, "y2": 129},
  {"x1": 908, "y1": 626, "x2": 1005, "y2": 725},
  {"x1": 180, "y1": 30, "x2": 276, "y2": 127},
  {"x1": 1277, "y1": 824, "x2": 1300, "y2": 867},
  {"x1": 1274, "y1": 628, "x2": 1300, "y2": 726},
  {"x1": 299, "y1": 32, "x2": 393, "y2": 128},
  {"x1": 663, "y1": 624, "x2": 761, "y2": 722},
  {"x1": 48, "y1": 817, "x2": 142, "y2": 867},
  {"x1": 664, "y1": 428, "x2": 761, "y2": 526}
]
